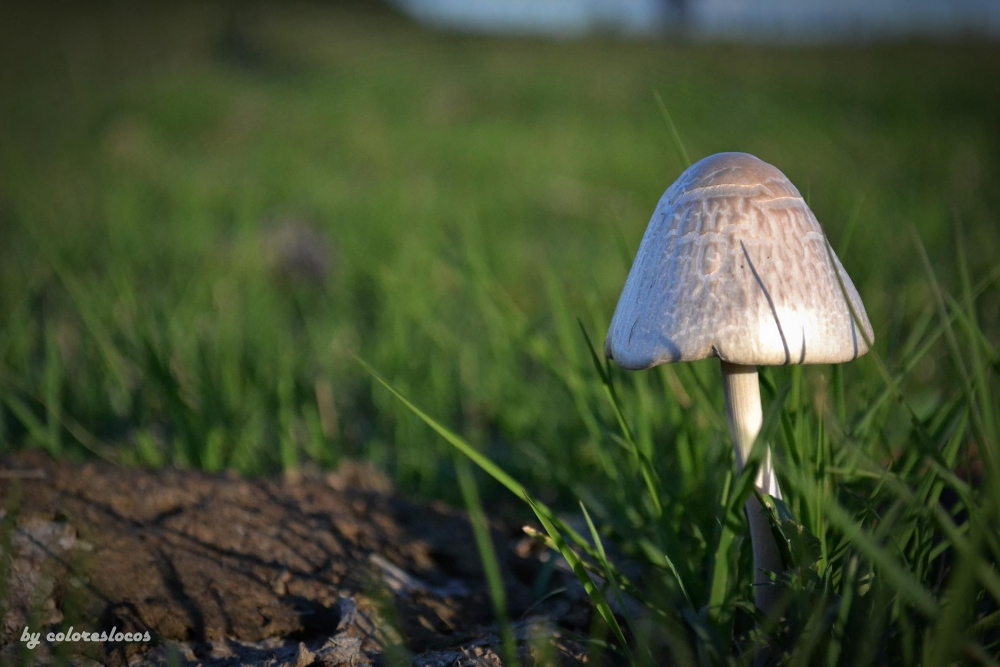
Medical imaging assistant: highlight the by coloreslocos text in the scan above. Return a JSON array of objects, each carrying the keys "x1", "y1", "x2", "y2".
[{"x1": 20, "y1": 625, "x2": 151, "y2": 650}]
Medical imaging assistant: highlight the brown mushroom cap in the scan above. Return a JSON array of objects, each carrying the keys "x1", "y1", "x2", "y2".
[{"x1": 605, "y1": 152, "x2": 874, "y2": 369}]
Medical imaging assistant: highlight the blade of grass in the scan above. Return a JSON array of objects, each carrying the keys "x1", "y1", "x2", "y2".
[
  {"x1": 522, "y1": 525, "x2": 670, "y2": 622},
  {"x1": 912, "y1": 228, "x2": 999, "y2": 504},
  {"x1": 455, "y1": 456, "x2": 518, "y2": 666},
  {"x1": 579, "y1": 322, "x2": 663, "y2": 518},
  {"x1": 356, "y1": 355, "x2": 597, "y2": 554},
  {"x1": 705, "y1": 447, "x2": 760, "y2": 630},
  {"x1": 580, "y1": 502, "x2": 653, "y2": 662},
  {"x1": 846, "y1": 249, "x2": 1000, "y2": 439},
  {"x1": 781, "y1": 465, "x2": 939, "y2": 619},
  {"x1": 837, "y1": 193, "x2": 865, "y2": 257},
  {"x1": 953, "y1": 219, "x2": 999, "y2": 479},
  {"x1": 43, "y1": 329, "x2": 63, "y2": 457},
  {"x1": 653, "y1": 90, "x2": 691, "y2": 168},
  {"x1": 0, "y1": 374, "x2": 119, "y2": 464},
  {"x1": 526, "y1": 496, "x2": 632, "y2": 662}
]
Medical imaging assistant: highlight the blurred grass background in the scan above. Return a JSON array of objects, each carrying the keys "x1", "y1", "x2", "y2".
[
  {"x1": 3, "y1": 1, "x2": 1000, "y2": 661},
  {"x1": 1, "y1": 0, "x2": 998, "y2": 501}
]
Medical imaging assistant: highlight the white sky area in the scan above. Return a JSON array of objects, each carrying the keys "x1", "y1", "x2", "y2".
[
  {"x1": 391, "y1": 0, "x2": 1000, "y2": 41},
  {"x1": 392, "y1": 0, "x2": 670, "y2": 37}
]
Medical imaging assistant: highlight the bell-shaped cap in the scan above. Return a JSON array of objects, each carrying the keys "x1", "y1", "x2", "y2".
[{"x1": 606, "y1": 152, "x2": 874, "y2": 369}]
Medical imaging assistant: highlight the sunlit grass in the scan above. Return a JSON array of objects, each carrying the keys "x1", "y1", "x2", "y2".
[{"x1": 367, "y1": 239, "x2": 1000, "y2": 661}]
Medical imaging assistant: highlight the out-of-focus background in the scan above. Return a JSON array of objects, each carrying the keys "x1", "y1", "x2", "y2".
[
  {"x1": 1, "y1": 0, "x2": 998, "y2": 504},
  {"x1": 395, "y1": 0, "x2": 1000, "y2": 40}
]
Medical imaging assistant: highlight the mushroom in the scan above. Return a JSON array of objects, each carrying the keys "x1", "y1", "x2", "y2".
[{"x1": 605, "y1": 152, "x2": 873, "y2": 618}]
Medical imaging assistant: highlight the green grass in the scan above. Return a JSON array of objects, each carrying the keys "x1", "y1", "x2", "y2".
[{"x1": 1, "y1": 2, "x2": 999, "y2": 663}]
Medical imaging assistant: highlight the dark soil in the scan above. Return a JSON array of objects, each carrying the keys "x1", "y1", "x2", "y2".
[{"x1": 0, "y1": 452, "x2": 597, "y2": 666}]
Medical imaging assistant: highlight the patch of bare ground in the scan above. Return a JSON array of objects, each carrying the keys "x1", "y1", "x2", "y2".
[{"x1": 0, "y1": 452, "x2": 600, "y2": 666}]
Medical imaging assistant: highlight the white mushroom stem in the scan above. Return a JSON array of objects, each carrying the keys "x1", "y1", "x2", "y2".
[{"x1": 721, "y1": 361, "x2": 783, "y2": 617}]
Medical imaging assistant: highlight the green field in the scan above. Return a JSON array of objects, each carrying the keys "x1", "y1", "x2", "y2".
[{"x1": 2, "y1": 2, "x2": 999, "y2": 662}]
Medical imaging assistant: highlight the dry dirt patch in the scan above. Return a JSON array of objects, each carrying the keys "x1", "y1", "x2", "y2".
[{"x1": 0, "y1": 453, "x2": 594, "y2": 666}]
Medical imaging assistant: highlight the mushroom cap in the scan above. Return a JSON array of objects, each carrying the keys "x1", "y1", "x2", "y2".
[{"x1": 605, "y1": 152, "x2": 874, "y2": 369}]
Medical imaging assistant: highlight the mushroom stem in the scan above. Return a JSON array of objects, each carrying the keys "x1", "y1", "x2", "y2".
[{"x1": 720, "y1": 361, "x2": 783, "y2": 618}]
